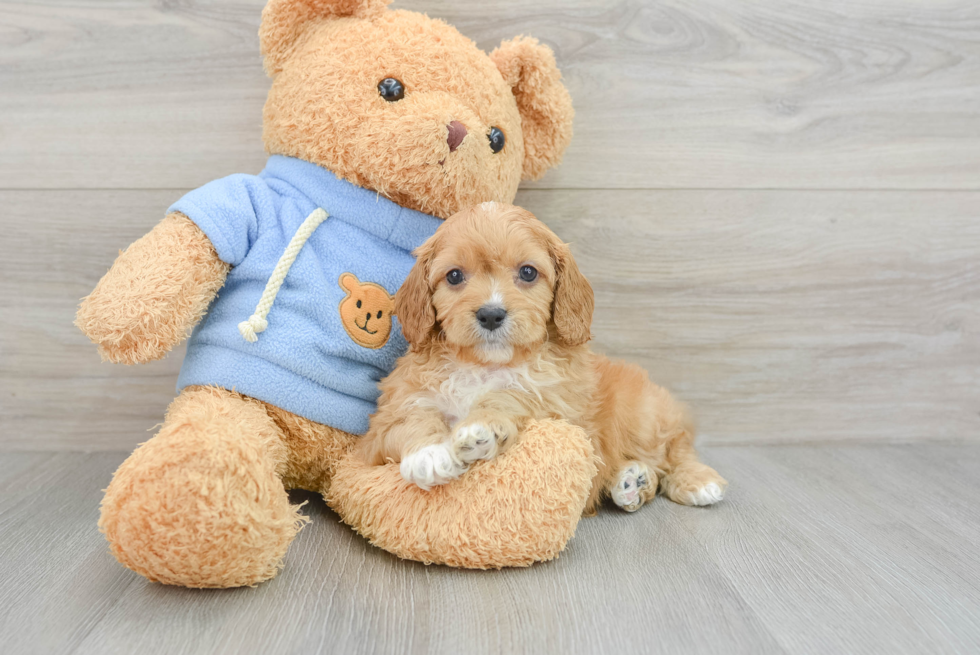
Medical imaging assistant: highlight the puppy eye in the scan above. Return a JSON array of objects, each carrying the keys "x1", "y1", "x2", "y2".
[
  {"x1": 378, "y1": 78, "x2": 405, "y2": 102},
  {"x1": 519, "y1": 265, "x2": 538, "y2": 282},
  {"x1": 446, "y1": 269, "x2": 465, "y2": 286},
  {"x1": 488, "y1": 127, "x2": 505, "y2": 153}
]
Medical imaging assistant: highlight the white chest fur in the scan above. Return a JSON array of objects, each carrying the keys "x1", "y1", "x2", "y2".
[{"x1": 417, "y1": 361, "x2": 560, "y2": 427}]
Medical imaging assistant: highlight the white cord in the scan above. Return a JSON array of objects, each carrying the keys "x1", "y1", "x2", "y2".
[{"x1": 238, "y1": 208, "x2": 328, "y2": 343}]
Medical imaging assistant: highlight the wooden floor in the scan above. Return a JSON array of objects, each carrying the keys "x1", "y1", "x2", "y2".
[{"x1": 2, "y1": 444, "x2": 979, "y2": 655}]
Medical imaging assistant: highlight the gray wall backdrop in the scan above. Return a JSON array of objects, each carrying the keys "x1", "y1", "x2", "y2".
[{"x1": 1, "y1": 0, "x2": 978, "y2": 450}]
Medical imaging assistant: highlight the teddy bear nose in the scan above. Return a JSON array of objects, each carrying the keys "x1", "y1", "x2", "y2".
[
  {"x1": 447, "y1": 120, "x2": 467, "y2": 152},
  {"x1": 476, "y1": 305, "x2": 507, "y2": 331}
]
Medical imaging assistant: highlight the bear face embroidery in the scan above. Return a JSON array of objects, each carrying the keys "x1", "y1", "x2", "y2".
[{"x1": 339, "y1": 273, "x2": 395, "y2": 349}]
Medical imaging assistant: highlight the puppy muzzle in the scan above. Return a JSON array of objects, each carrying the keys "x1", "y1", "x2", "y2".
[{"x1": 475, "y1": 305, "x2": 507, "y2": 332}]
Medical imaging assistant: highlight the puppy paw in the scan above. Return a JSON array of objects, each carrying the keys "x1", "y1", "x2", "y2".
[
  {"x1": 400, "y1": 444, "x2": 466, "y2": 491},
  {"x1": 611, "y1": 461, "x2": 655, "y2": 513},
  {"x1": 663, "y1": 467, "x2": 727, "y2": 507},
  {"x1": 685, "y1": 482, "x2": 726, "y2": 506},
  {"x1": 451, "y1": 423, "x2": 499, "y2": 464}
]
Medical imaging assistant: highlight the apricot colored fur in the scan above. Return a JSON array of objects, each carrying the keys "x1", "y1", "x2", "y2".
[
  {"x1": 79, "y1": 0, "x2": 585, "y2": 586},
  {"x1": 358, "y1": 204, "x2": 727, "y2": 514}
]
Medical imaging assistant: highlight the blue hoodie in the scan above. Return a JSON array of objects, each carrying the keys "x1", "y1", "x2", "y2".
[{"x1": 169, "y1": 155, "x2": 442, "y2": 434}]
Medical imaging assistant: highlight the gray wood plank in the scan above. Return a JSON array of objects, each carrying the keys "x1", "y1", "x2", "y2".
[
  {"x1": 525, "y1": 188, "x2": 980, "y2": 445},
  {"x1": 2, "y1": 188, "x2": 977, "y2": 450},
  {"x1": 1, "y1": 1, "x2": 979, "y2": 191},
  {"x1": 3, "y1": 446, "x2": 980, "y2": 655},
  {"x1": 0, "y1": 190, "x2": 189, "y2": 451},
  {"x1": 0, "y1": 452, "x2": 138, "y2": 655},
  {"x1": 686, "y1": 445, "x2": 980, "y2": 654}
]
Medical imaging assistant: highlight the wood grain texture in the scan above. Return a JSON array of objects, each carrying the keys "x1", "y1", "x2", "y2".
[
  {"x1": 1, "y1": 0, "x2": 979, "y2": 190},
  {"x1": 0, "y1": 191, "x2": 188, "y2": 451},
  {"x1": 2, "y1": 188, "x2": 977, "y2": 450},
  {"x1": 523, "y1": 188, "x2": 980, "y2": 444},
  {"x1": 2, "y1": 445, "x2": 979, "y2": 655}
]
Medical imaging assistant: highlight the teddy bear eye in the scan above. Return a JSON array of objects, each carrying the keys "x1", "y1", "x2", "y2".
[
  {"x1": 356, "y1": 299, "x2": 362, "y2": 308},
  {"x1": 519, "y1": 265, "x2": 537, "y2": 282},
  {"x1": 376, "y1": 310, "x2": 383, "y2": 319},
  {"x1": 488, "y1": 127, "x2": 505, "y2": 153},
  {"x1": 446, "y1": 269, "x2": 464, "y2": 285},
  {"x1": 378, "y1": 78, "x2": 405, "y2": 102}
]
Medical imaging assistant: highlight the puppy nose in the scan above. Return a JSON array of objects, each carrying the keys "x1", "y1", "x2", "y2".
[
  {"x1": 476, "y1": 306, "x2": 507, "y2": 331},
  {"x1": 447, "y1": 120, "x2": 467, "y2": 152}
]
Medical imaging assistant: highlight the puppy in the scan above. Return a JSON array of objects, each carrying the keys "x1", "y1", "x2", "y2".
[{"x1": 358, "y1": 203, "x2": 727, "y2": 514}]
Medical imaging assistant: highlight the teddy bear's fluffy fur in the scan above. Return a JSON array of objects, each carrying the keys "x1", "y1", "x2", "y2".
[
  {"x1": 329, "y1": 419, "x2": 596, "y2": 568},
  {"x1": 77, "y1": 0, "x2": 587, "y2": 587},
  {"x1": 262, "y1": 2, "x2": 572, "y2": 219}
]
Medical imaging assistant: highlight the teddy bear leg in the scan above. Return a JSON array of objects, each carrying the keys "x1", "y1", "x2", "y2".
[
  {"x1": 327, "y1": 418, "x2": 597, "y2": 569},
  {"x1": 263, "y1": 402, "x2": 358, "y2": 495},
  {"x1": 99, "y1": 385, "x2": 307, "y2": 588}
]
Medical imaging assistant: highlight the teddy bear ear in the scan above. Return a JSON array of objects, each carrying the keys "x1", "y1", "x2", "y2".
[
  {"x1": 490, "y1": 36, "x2": 575, "y2": 181},
  {"x1": 339, "y1": 272, "x2": 358, "y2": 293},
  {"x1": 260, "y1": 0, "x2": 392, "y2": 75}
]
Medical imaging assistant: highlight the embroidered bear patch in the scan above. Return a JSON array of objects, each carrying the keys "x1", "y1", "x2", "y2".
[{"x1": 338, "y1": 273, "x2": 395, "y2": 349}]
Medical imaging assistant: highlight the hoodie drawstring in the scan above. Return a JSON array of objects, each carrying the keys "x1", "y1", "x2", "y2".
[{"x1": 238, "y1": 208, "x2": 328, "y2": 343}]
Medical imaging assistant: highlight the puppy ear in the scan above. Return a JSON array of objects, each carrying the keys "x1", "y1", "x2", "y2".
[
  {"x1": 490, "y1": 36, "x2": 574, "y2": 181},
  {"x1": 260, "y1": 0, "x2": 391, "y2": 75},
  {"x1": 550, "y1": 239, "x2": 593, "y2": 347},
  {"x1": 395, "y1": 239, "x2": 438, "y2": 350}
]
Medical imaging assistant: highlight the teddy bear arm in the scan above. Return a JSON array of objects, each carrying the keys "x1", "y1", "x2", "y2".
[{"x1": 75, "y1": 212, "x2": 229, "y2": 365}]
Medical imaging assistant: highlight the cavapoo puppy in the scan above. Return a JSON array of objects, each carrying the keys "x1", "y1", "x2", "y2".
[{"x1": 358, "y1": 203, "x2": 726, "y2": 514}]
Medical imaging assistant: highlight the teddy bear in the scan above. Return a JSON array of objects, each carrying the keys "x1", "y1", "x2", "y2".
[{"x1": 75, "y1": 0, "x2": 598, "y2": 588}]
